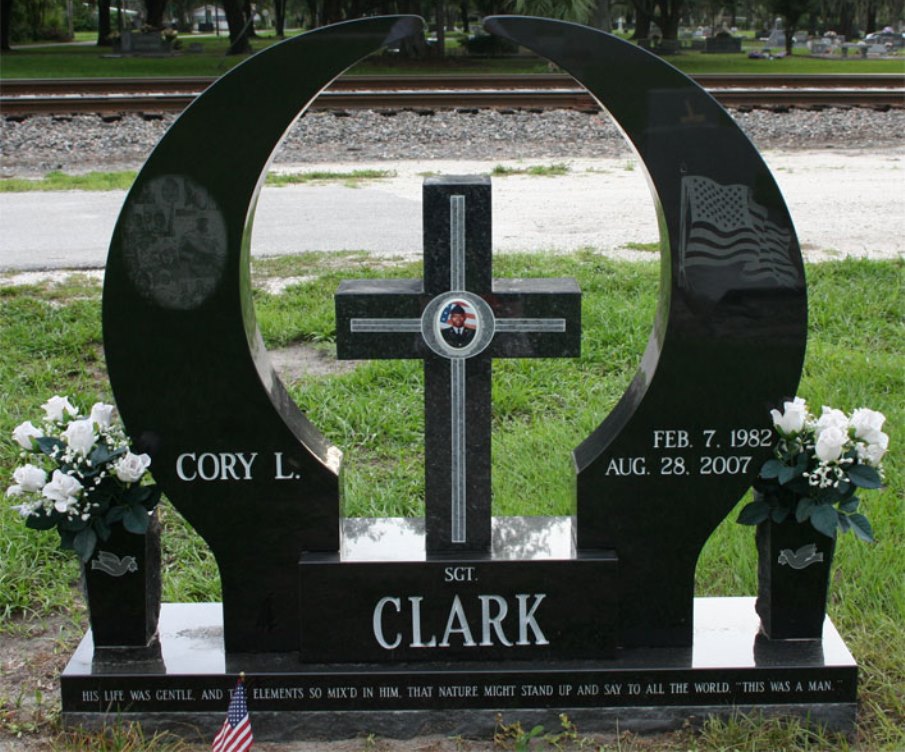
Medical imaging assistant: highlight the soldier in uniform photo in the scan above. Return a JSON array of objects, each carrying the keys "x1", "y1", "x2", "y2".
[{"x1": 441, "y1": 304, "x2": 476, "y2": 348}]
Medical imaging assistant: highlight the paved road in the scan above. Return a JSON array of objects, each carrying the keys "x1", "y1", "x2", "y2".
[{"x1": 1, "y1": 154, "x2": 903, "y2": 272}]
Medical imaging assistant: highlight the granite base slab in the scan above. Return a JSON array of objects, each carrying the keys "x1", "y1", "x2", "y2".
[{"x1": 61, "y1": 597, "x2": 857, "y2": 740}]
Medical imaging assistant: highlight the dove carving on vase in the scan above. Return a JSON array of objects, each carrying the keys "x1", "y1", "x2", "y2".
[
  {"x1": 82, "y1": 511, "x2": 162, "y2": 654},
  {"x1": 754, "y1": 513, "x2": 836, "y2": 640}
]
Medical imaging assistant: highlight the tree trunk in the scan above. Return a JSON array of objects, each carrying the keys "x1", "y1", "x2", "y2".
[
  {"x1": 243, "y1": 0, "x2": 257, "y2": 36},
  {"x1": 97, "y1": 0, "x2": 112, "y2": 45},
  {"x1": 434, "y1": 0, "x2": 445, "y2": 57},
  {"x1": 838, "y1": 0, "x2": 854, "y2": 39},
  {"x1": 143, "y1": 0, "x2": 166, "y2": 27},
  {"x1": 223, "y1": 0, "x2": 252, "y2": 53},
  {"x1": 631, "y1": 0, "x2": 654, "y2": 38},
  {"x1": 460, "y1": 0, "x2": 469, "y2": 32},
  {"x1": 322, "y1": 0, "x2": 343, "y2": 24},
  {"x1": 864, "y1": 0, "x2": 876, "y2": 34},
  {"x1": 593, "y1": 0, "x2": 612, "y2": 31},
  {"x1": 655, "y1": 0, "x2": 683, "y2": 39},
  {"x1": 274, "y1": 0, "x2": 286, "y2": 36},
  {"x1": 0, "y1": 0, "x2": 11, "y2": 51}
]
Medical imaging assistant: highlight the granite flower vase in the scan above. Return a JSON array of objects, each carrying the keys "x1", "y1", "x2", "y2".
[
  {"x1": 755, "y1": 516, "x2": 836, "y2": 640},
  {"x1": 81, "y1": 511, "x2": 161, "y2": 653}
]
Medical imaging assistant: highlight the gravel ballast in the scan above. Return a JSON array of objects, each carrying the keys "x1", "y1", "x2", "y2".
[{"x1": 2, "y1": 107, "x2": 904, "y2": 176}]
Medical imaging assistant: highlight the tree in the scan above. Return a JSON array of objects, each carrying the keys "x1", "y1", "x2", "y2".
[
  {"x1": 96, "y1": 0, "x2": 111, "y2": 45},
  {"x1": 653, "y1": 0, "x2": 684, "y2": 37},
  {"x1": 273, "y1": 0, "x2": 287, "y2": 35},
  {"x1": 629, "y1": 0, "x2": 654, "y2": 37},
  {"x1": 434, "y1": 0, "x2": 446, "y2": 57},
  {"x1": 223, "y1": 0, "x2": 253, "y2": 52},
  {"x1": 244, "y1": 0, "x2": 258, "y2": 36},
  {"x1": 592, "y1": 0, "x2": 612, "y2": 31},
  {"x1": 769, "y1": 0, "x2": 815, "y2": 52},
  {"x1": 513, "y1": 0, "x2": 597, "y2": 22},
  {"x1": 1, "y1": 0, "x2": 11, "y2": 50}
]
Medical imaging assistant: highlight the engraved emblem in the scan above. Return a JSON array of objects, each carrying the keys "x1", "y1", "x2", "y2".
[
  {"x1": 777, "y1": 544, "x2": 824, "y2": 570},
  {"x1": 91, "y1": 550, "x2": 139, "y2": 577},
  {"x1": 122, "y1": 175, "x2": 228, "y2": 310}
]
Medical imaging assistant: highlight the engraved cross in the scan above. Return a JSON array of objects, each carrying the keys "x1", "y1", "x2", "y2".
[{"x1": 335, "y1": 176, "x2": 580, "y2": 554}]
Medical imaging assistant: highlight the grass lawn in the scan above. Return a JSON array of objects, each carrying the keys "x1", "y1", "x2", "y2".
[
  {"x1": 0, "y1": 169, "x2": 400, "y2": 192},
  {"x1": 0, "y1": 253, "x2": 902, "y2": 750},
  {"x1": 1, "y1": 33, "x2": 902, "y2": 78}
]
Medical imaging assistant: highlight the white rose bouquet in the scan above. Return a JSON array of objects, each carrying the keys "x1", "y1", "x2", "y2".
[
  {"x1": 737, "y1": 397, "x2": 889, "y2": 542},
  {"x1": 7, "y1": 395, "x2": 160, "y2": 562}
]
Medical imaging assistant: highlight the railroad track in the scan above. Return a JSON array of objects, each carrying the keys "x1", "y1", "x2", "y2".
[{"x1": 2, "y1": 73, "x2": 903, "y2": 115}]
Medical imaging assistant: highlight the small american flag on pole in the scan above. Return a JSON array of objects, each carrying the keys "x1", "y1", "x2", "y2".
[{"x1": 212, "y1": 675, "x2": 253, "y2": 752}]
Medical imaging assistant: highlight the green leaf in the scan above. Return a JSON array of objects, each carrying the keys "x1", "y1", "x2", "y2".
[
  {"x1": 838, "y1": 514, "x2": 851, "y2": 533},
  {"x1": 142, "y1": 486, "x2": 162, "y2": 511},
  {"x1": 795, "y1": 497, "x2": 815, "y2": 522},
  {"x1": 737, "y1": 500, "x2": 770, "y2": 525},
  {"x1": 106, "y1": 506, "x2": 125, "y2": 524},
  {"x1": 760, "y1": 459, "x2": 783, "y2": 479},
  {"x1": 123, "y1": 484, "x2": 156, "y2": 505},
  {"x1": 848, "y1": 464, "x2": 882, "y2": 489},
  {"x1": 58, "y1": 529, "x2": 75, "y2": 550},
  {"x1": 93, "y1": 516, "x2": 112, "y2": 542},
  {"x1": 35, "y1": 436, "x2": 64, "y2": 458},
  {"x1": 73, "y1": 527, "x2": 98, "y2": 563},
  {"x1": 778, "y1": 465, "x2": 801, "y2": 485},
  {"x1": 771, "y1": 506, "x2": 790, "y2": 523},
  {"x1": 839, "y1": 497, "x2": 860, "y2": 514},
  {"x1": 836, "y1": 482, "x2": 855, "y2": 501},
  {"x1": 58, "y1": 516, "x2": 87, "y2": 532},
  {"x1": 847, "y1": 513, "x2": 874, "y2": 543},
  {"x1": 123, "y1": 503, "x2": 150, "y2": 534},
  {"x1": 810, "y1": 505, "x2": 839, "y2": 539},
  {"x1": 25, "y1": 512, "x2": 56, "y2": 531},
  {"x1": 89, "y1": 444, "x2": 125, "y2": 467}
]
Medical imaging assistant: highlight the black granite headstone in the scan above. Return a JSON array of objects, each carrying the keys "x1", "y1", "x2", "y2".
[{"x1": 71, "y1": 14, "x2": 851, "y2": 740}]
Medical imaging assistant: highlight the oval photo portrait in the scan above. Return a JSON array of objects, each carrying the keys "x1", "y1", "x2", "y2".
[{"x1": 439, "y1": 300, "x2": 478, "y2": 349}]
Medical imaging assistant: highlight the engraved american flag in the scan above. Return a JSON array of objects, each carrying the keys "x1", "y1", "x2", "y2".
[{"x1": 678, "y1": 175, "x2": 798, "y2": 288}]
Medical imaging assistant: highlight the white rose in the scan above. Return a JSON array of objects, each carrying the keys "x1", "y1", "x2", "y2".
[
  {"x1": 770, "y1": 397, "x2": 808, "y2": 435},
  {"x1": 11, "y1": 464, "x2": 47, "y2": 494},
  {"x1": 814, "y1": 425, "x2": 848, "y2": 463},
  {"x1": 12, "y1": 420, "x2": 43, "y2": 449},
  {"x1": 42, "y1": 470, "x2": 83, "y2": 513},
  {"x1": 42, "y1": 395, "x2": 78, "y2": 423},
  {"x1": 62, "y1": 419, "x2": 97, "y2": 457},
  {"x1": 850, "y1": 408, "x2": 886, "y2": 443},
  {"x1": 815, "y1": 406, "x2": 849, "y2": 436},
  {"x1": 89, "y1": 402, "x2": 116, "y2": 430},
  {"x1": 114, "y1": 452, "x2": 151, "y2": 483},
  {"x1": 857, "y1": 431, "x2": 889, "y2": 467}
]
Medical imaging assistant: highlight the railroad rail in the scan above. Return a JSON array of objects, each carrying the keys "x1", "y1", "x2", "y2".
[{"x1": 2, "y1": 73, "x2": 903, "y2": 115}]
